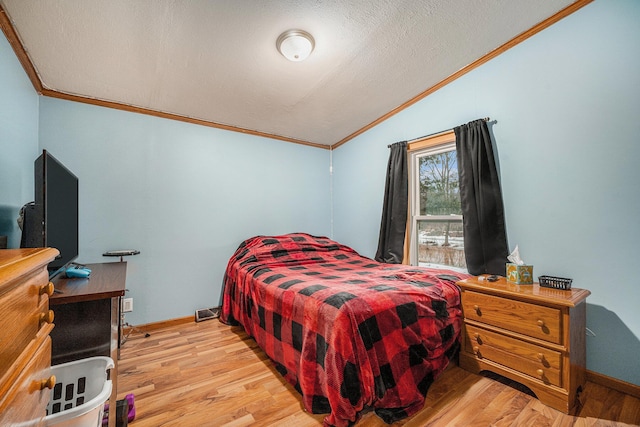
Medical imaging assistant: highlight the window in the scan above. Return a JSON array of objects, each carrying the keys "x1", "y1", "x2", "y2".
[{"x1": 408, "y1": 132, "x2": 466, "y2": 271}]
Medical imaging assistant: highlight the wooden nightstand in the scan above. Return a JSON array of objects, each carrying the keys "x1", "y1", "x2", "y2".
[{"x1": 456, "y1": 275, "x2": 590, "y2": 414}]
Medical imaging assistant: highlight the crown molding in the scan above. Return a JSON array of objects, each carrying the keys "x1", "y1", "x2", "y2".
[{"x1": 0, "y1": 4, "x2": 42, "y2": 93}]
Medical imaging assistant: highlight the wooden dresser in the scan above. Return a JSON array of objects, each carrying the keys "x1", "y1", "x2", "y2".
[
  {"x1": 457, "y1": 275, "x2": 590, "y2": 414},
  {"x1": 0, "y1": 248, "x2": 59, "y2": 426}
]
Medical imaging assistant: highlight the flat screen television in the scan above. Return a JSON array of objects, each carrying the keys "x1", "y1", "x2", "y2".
[{"x1": 21, "y1": 150, "x2": 79, "y2": 274}]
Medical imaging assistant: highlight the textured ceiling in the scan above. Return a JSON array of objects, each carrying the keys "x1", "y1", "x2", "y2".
[{"x1": 1, "y1": 0, "x2": 578, "y2": 147}]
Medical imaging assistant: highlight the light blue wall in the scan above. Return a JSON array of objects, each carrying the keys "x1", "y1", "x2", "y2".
[
  {"x1": 0, "y1": 31, "x2": 40, "y2": 247},
  {"x1": 38, "y1": 97, "x2": 331, "y2": 325},
  {"x1": 333, "y1": 0, "x2": 640, "y2": 386}
]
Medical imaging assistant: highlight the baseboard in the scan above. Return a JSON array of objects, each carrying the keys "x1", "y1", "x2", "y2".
[
  {"x1": 122, "y1": 315, "x2": 194, "y2": 335},
  {"x1": 586, "y1": 370, "x2": 640, "y2": 399}
]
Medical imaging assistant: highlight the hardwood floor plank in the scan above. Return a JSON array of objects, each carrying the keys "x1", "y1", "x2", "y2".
[
  {"x1": 619, "y1": 394, "x2": 640, "y2": 425},
  {"x1": 423, "y1": 377, "x2": 496, "y2": 426},
  {"x1": 511, "y1": 402, "x2": 555, "y2": 427},
  {"x1": 462, "y1": 383, "x2": 523, "y2": 426},
  {"x1": 117, "y1": 320, "x2": 640, "y2": 427}
]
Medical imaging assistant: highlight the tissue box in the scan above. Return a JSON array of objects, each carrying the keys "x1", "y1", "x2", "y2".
[{"x1": 506, "y1": 263, "x2": 533, "y2": 284}]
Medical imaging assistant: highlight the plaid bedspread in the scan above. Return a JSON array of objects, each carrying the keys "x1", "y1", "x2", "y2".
[{"x1": 221, "y1": 233, "x2": 469, "y2": 426}]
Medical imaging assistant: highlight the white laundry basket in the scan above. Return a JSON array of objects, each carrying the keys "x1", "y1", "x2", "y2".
[{"x1": 45, "y1": 356, "x2": 114, "y2": 427}]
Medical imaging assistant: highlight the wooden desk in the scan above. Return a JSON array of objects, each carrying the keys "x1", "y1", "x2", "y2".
[{"x1": 50, "y1": 262, "x2": 126, "y2": 427}]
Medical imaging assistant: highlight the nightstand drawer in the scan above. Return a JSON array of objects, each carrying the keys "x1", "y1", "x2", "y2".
[
  {"x1": 464, "y1": 324, "x2": 562, "y2": 387},
  {"x1": 461, "y1": 291, "x2": 562, "y2": 344}
]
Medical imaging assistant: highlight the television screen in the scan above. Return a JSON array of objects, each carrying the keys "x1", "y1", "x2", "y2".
[{"x1": 23, "y1": 150, "x2": 79, "y2": 272}]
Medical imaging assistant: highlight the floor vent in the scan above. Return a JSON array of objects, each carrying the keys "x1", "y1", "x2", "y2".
[{"x1": 195, "y1": 307, "x2": 221, "y2": 322}]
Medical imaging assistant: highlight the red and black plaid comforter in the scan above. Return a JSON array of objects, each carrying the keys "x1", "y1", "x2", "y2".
[{"x1": 221, "y1": 233, "x2": 469, "y2": 426}]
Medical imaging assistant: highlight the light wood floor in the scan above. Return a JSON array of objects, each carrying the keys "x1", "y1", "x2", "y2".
[{"x1": 117, "y1": 319, "x2": 640, "y2": 427}]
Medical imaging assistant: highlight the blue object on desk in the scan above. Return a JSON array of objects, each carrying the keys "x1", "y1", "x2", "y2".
[{"x1": 65, "y1": 265, "x2": 92, "y2": 278}]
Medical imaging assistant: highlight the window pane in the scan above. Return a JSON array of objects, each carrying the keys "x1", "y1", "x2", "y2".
[
  {"x1": 418, "y1": 151, "x2": 461, "y2": 216},
  {"x1": 410, "y1": 140, "x2": 466, "y2": 271},
  {"x1": 417, "y1": 219, "x2": 466, "y2": 269}
]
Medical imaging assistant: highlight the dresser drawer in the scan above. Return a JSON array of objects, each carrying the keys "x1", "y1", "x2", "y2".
[
  {"x1": 0, "y1": 271, "x2": 53, "y2": 374},
  {"x1": 0, "y1": 334, "x2": 52, "y2": 426},
  {"x1": 464, "y1": 324, "x2": 562, "y2": 387},
  {"x1": 461, "y1": 291, "x2": 562, "y2": 344}
]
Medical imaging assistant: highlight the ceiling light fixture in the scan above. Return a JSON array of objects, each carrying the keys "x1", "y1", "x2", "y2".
[{"x1": 276, "y1": 30, "x2": 315, "y2": 62}]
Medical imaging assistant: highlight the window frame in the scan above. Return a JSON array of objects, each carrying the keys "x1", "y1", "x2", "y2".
[{"x1": 407, "y1": 131, "x2": 465, "y2": 269}]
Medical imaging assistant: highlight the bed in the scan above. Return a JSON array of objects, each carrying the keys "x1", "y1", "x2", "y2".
[{"x1": 220, "y1": 233, "x2": 470, "y2": 427}]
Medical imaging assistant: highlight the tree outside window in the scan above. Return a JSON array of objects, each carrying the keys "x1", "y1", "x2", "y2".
[{"x1": 411, "y1": 142, "x2": 466, "y2": 270}]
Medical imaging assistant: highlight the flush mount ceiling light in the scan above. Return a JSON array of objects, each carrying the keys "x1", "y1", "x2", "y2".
[{"x1": 276, "y1": 29, "x2": 315, "y2": 62}]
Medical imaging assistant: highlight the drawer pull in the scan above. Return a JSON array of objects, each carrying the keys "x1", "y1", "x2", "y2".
[
  {"x1": 40, "y1": 375, "x2": 56, "y2": 390},
  {"x1": 536, "y1": 369, "x2": 544, "y2": 377},
  {"x1": 537, "y1": 352, "x2": 551, "y2": 367},
  {"x1": 473, "y1": 305, "x2": 481, "y2": 315},
  {"x1": 473, "y1": 333, "x2": 483, "y2": 344},
  {"x1": 40, "y1": 310, "x2": 55, "y2": 324},
  {"x1": 473, "y1": 346, "x2": 482, "y2": 358},
  {"x1": 40, "y1": 282, "x2": 55, "y2": 296},
  {"x1": 537, "y1": 319, "x2": 545, "y2": 327}
]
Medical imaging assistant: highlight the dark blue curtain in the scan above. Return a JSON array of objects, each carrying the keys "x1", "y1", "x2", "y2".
[
  {"x1": 375, "y1": 141, "x2": 408, "y2": 264},
  {"x1": 454, "y1": 119, "x2": 508, "y2": 275}
]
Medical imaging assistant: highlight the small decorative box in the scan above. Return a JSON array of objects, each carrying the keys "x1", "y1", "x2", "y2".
[{"x1": 506, "y1": 263, "x2": 533, "y2": 284}]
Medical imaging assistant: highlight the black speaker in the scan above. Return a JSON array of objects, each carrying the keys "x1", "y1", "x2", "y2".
[{"x1": 19, "y1": 202, "x2": 43, "y2": 248}]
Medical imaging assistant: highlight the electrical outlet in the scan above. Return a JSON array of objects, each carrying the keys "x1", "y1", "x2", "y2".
[{"x1": 122, "y1": 298, "x2": 133, "y2": 313}]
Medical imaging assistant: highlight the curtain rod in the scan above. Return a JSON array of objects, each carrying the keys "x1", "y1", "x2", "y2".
[{"x1": 388, "y1": 117, "x2": 491, "y2": 148}]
